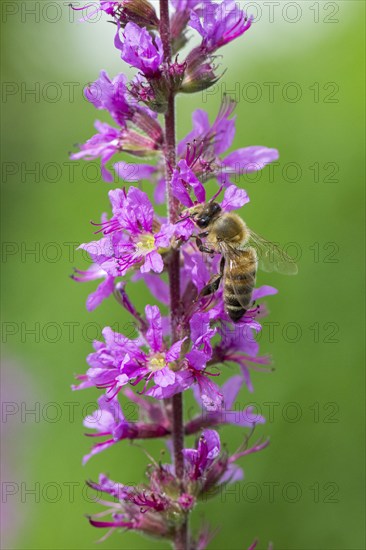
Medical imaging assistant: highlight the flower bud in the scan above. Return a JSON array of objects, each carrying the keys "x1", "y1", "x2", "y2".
[
  {"x1": 148, "y1": 463, "x2": 181, "y2": 498},
  {"x1": 112, "y1": 0, "x2": 159, "y2": 29},
  {"x1": 180, "y1": 47, "x2": 221, "y2": 94}
]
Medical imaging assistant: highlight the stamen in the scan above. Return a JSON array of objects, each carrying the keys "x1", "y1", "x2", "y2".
[{"x1": 91, "y1": 219, "x2": 121, "y2": 235}]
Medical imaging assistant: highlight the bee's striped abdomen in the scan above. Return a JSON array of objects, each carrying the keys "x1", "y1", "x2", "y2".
[{"x1": 224, "y1": 249, "x2": 257, "y2": 322}]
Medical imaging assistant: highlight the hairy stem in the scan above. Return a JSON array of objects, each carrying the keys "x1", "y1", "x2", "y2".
[{"x1": 159, "y1": 2, "x2": 188, "y2": 549}]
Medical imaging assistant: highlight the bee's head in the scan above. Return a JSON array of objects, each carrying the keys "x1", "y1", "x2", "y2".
[{"x1": 193, "y1": 201, "x2": 222, "y2": 228}]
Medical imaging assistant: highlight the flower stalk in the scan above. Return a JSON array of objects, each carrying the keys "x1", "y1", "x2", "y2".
[
  {"x1": 69, "y1": 1, "x2": 290, "y2": 548},
  {"x1": 159, "y1": 2, "x2": 187, "y2": 545}
]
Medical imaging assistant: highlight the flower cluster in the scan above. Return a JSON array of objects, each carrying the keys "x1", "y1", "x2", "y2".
[
  {"x1": 71, "y1": 1, "x2": 282, "y2": 548},
  {"x1": 86, "y1": 430, "x2": 269, "y2": 540}
]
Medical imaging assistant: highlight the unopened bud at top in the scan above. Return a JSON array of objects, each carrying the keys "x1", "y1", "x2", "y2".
[{"x1": 109, "y1": 0, "x2": 159, "y2": 29}]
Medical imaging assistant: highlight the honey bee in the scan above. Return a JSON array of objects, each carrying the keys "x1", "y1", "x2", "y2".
[{"x1": 183, "y1": 201, "x2": 298, "y2": 322}]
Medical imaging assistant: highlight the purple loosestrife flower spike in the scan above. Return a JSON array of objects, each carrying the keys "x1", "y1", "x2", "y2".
[{"x1": 70, "y1": 1, "x2": 289, "y2": 547}]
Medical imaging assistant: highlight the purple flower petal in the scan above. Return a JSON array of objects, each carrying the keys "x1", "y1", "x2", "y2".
[
  {"x1": 70, "y1": 120, "x2": 120, "y2": 183},
  {"x1": 182, "y1": 250, "x2": 211, "y2": 292},
  {"x1": 83, "y1": 395, "x2": 124, "y2": 432},
  {"x1": 174, "y1": 217, "x2": 196, "y2": 240},
  {"x1": 146, "y1": 370, "x2": 194, "y2": 399},
  {"x1": 82, "y1": 440, "x2": 115, "y2": 465},
  {"x1": 114, "y1": 161, "x2": 156, "y2": 181},
  {"x1": 252, "y1": 285, "x2": 278, "y2": 300},
  {"x1": 190, "y1": 312, "x2": 216, "y2": 355},
  {"x1": 201, "y1": 429, "x2": 221, "y2": 460},
  {"x1": 220, "y1": 463, "x2": 244, "y2": 484},
  {"x1": 145, "y1": 305, "x2": 163, "y2": 352},
  {"x1": 197, "y1": 376, "x2": 224, "y2": 411},
  {"x1": 154, "y1": 177, "x2": 166, "y2": 204},
  {"x1": 187, "y1": 349, "x2": 208, "y2": 371},
  {"x1": 221, "y1": 375, "x2": 244, "y2": 410},
  {"x1": 166, "y1": 339, "x2": 186, "y2": 362},
  {"x1": 86, "y1": 275, "x2": 115, "y2": 311},
  {"x1": 154, "y1": 367, "x2": 176, "y2": 387},
  {"x1": 189, "y1": 1, "x2": 252, "y2": 52},
  {"x1": 119, "y1": 186, "x2": 154, "y2": 233},
  {"x1": 172, "y1": 159, "x2": 207, "y2": 207},
  {"x1": 84, "y1": 70, "x2": 131, "y2": 127},
  {"x1": 222, "y1": 146, "x2": 279, "y2": 173},
  {"x1": 142, "y1": 249, "x2": 164, "y2": 273},
  {"x1": 155, "y1": 223, "x2": 175, "y2": 248},
  {"x1": 108, "y1": 187, "x2": 126, "y2": 216},
  {"x1": 221, "y1": 184, "x2": 249, "y2": 211},
  {"x1": 116, "y1": 22, "x2": 163, "y2": 76}
]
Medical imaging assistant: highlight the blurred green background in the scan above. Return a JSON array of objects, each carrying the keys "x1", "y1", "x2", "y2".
[{"x1": 1, "y1": 1, "x2": 365, "y2": 549}]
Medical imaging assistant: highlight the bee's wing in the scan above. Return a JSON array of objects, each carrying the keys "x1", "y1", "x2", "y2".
[{"x1": 248, "y1": 230, "x2": 298, "y2": 275}]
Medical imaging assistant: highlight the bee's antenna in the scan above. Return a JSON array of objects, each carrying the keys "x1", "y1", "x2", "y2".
[
  {"x1": 175, "y1": 213, "x2": 191, "y2": 224},
  {"x1": 210, "y1": 184, "x2": 224, "y2": 203}
]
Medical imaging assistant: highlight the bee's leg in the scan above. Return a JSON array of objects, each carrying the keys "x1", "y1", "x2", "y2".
[
  {"x1": 200, "y1": 257, "x2": 226, "y2": 297},
  {"x1": 195, "y1": 237, "x2": 215, "y2": 255},
  {"x1": 200, "y1": 274, "x2": 222, "y2": 297}
]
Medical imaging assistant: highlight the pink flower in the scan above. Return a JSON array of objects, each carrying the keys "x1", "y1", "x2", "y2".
[
  {"x1": 80, "y1": 187, "x2": 174, "y2": 275},
  {"x1": 82, "y1": 394, "x2": 169, "y2": 464},
  {"x1": 73, "y1": 305, "x2": 187, "y2": 397}
]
